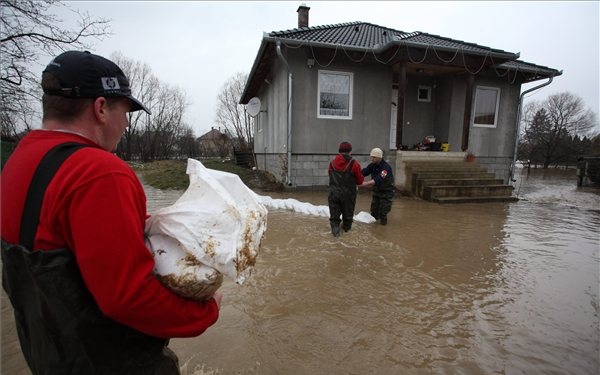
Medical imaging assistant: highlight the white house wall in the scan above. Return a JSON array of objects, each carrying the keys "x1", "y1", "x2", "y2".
[
  {"x1": 253, "y1": 59, "x2": 290, "y2": 181},
  {"x1": 255, "y1": 60, "x2": 288, "y2": 154},
  {"x1": 252, "y1": 45, "x2": 523, "y2": 188},
  {"x1": 288, "y1": 48, "x2": 394, "y2": 156},
  {"x1": 469, "y1": 77, "x2": 521, "y2": 182},
  {"x1": 469, "y1": 78, "x2": 521, "y2": 158},
  {"x1": 402, "y1": 75, "x2": 438, "y2": 148}
]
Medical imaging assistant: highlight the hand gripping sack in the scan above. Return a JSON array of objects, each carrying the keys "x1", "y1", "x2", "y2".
[{"x1": 145, "y1": 159, "x2": 268, "y2": 301}]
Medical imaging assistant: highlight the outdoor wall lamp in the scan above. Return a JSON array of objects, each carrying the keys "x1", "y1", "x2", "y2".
[{"x1": 307, "y1": 58, "x2": 315, "y2": 68}]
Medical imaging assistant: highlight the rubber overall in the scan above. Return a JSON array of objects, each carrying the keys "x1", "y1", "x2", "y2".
[
  {"x1": 1, "y1": 143, "x2": 180, "y2": 375},
  {"x1": 328, "y1": 159, "x2": 357, "y2": 236}
]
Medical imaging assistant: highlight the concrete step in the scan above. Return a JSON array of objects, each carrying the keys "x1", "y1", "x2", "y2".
[
  {"x1": 406, "y1": 165, "x2": 485, "y2": 177},
  {"x1": 411, "y1": 171, "x2": 496, "y2": 193},
  {"x1": 404, "y1": 160, "x2": 516, "y2": 204},
  {"x1": 423, "y1": 184, "x2": 514, "y2": 200},
  {"x1": 416, "y1": 178, "x2": 504, "y2": 198},
  {"x1": 412, "y1": 171, "x2": 495, "y2": 179},
  {"x1": 432, "y1": 196, "x2": 519, "y2": 204},
  {"x1": 406, "y1": 162, "x2": 484, "y2": 171}
]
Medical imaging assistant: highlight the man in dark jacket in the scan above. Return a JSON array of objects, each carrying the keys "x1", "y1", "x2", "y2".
[
  {"x1": 361, "y1": 147, "x2": 395, "y2": 225},
  {"x1": 328, "y1": 141, "x2": 365, "y2": 236}
]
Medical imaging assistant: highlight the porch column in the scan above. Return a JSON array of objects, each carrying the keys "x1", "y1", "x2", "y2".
[
  {"x1": 395, "y1": 65, "x2": 406, "y2": 149},
  {"x1": 461, "y1": 75, "x2": 474, "y2": 151}
]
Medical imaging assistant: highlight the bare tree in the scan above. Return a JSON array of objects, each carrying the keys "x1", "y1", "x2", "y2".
[
  {"x1": 1, "y1": 0, "x2": 111, "y2": 138},
  {"x1": 148, "y1": 84, "x2": 189, "y2": 160},
  {"x1": 109, "y1": 53, "x2": 190, "y2": 161},
  {"x1": 215, "y1": 72, "x2": 253, "y2": 152},
  {"x1": 177, "y1": 126, "x2": 199, "y2": 159},
  {"x1": 521, "y1": 92, "x2": 599, "y2": 168},
  {"x1": 111, "y1": 52, "x2": 159, "y2": 160}
]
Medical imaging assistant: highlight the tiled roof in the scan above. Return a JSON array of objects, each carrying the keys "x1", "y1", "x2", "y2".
[
  {"x1": 241, "y1": 21, "x2": 561, "y2": 102},
  {"x1": 267, "y1": 22, "x2": 518, "y2": 59},
  {"x1": 492, "y1": 60, "x2": 562, "y2": 83},
  {"x1": 270, "y1": 22, "x2": 397, "y2": 49}
]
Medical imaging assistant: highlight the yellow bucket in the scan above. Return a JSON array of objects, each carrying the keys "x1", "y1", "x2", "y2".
[{"x1": 441, "y1": 143, "x2": 449, "y2": 152}]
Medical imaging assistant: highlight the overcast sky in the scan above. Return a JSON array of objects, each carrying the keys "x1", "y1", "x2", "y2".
[{"x1": 54, "y1": 1, "x2": 599, "y2": 136}]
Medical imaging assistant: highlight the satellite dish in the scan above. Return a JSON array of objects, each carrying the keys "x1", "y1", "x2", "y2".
[{"x1": 247, "y1": 97, "x2": 261, "y2": 117}]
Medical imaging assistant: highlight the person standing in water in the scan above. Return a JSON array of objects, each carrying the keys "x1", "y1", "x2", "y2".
[
  {"x1": 327, "y1": 141, "x2": 365, "y2": 236},
  {"x1": 361, "y1": 147, "x2": 395, "y2": 225}
]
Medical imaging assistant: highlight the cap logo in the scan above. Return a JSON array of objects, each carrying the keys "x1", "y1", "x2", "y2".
[{"x1": 101, "y1": 77, "x2": 120, "y2": 91}]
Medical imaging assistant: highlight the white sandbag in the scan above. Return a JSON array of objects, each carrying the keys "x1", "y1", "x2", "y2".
[
  {"x1": 255, "y1": 194, "x2": 376, "y2": 223},
  {"x1": 145, "y1": 159, "x2": 268, "y2": 301}
]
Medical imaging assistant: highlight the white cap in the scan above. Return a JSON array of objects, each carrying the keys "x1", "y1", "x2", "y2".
[{"x1": 370, "y1": 147, "x2": 383, "y2": 158}]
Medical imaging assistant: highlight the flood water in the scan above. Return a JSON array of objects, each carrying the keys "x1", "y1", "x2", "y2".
[
  {"x1": 1, "y1": 169, "x2": 598, "y2": 375},
  {"x1": 163, "y1": 168, "x2": 598, "y2": 375}
]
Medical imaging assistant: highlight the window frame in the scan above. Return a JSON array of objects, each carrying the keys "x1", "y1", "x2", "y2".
[
  {"x1": 472, "y1": 85, "x2": 501, "y2": 128},
  {"x1": 317, "y1": 70, "x2": 354, "y2": 120},
  {"x1": 417, "y1": 85, "x2": 431, "y2": 102}
]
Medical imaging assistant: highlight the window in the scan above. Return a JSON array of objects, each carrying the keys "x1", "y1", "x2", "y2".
[
  {"x1": 318, "y1": 70, "x2": 353, "y2": 119},
  {"x1": 256, "y1": 112, "x2": 262, "y2": 133},
  {"x1": 473, "y1": 86, "x2": 500, "y2": 127},
  {"x1": 417, "y1": 85, "x2": 431, "y2": 102}
]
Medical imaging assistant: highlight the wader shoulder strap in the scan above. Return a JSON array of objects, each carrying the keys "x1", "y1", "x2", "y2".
[
  {"x1": 344, "y1": 159, "x2": 355, "y2": 172},
  {"x1": 20, "y1": 142, "x2": 89, "y2": 249}
]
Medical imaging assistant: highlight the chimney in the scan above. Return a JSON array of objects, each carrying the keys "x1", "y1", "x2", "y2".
[{"x1": 297, "y1": 4, "x2": 310, "y2": 28}]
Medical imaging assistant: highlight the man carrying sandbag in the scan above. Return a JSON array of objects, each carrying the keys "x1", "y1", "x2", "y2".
[{"x1": 1, "y1": 51, "x2": 221, "y2": 375}]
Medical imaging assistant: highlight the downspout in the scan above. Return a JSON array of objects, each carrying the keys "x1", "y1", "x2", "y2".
[
  {"x1": 510, "y1": 76, "x2": 554, "y2": 183},
  {"x1": 276, "y1": 40, "x2": 293, "y2": 186}
]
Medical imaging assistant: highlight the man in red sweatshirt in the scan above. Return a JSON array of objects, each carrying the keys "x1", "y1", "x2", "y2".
[
  {"x1": 327, "y1": 141, "x2": 365, "y2": 236},
  {"x1": 1, "y1": 51, "x2": 221, "y2": 375}
]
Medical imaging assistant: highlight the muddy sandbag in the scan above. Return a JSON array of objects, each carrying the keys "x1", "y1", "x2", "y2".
[{"x1": 145, "y1": 159, "x2": 268, "y2": 301}]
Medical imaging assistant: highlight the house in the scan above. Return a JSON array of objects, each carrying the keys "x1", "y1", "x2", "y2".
[
  {"x1": 197, "y1": 127, "x2": 232, "y2": 157},
  {"x1": 240, "y1": 5, "x2": 562, "y2": 191}
]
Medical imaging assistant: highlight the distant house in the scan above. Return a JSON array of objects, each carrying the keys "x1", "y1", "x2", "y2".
[
  {"x1": 198, "y1": 127, "x2": 232, "y2": 157},
  {"x1": 240, "y1": 5, "x2": 562, "y2": 191}
]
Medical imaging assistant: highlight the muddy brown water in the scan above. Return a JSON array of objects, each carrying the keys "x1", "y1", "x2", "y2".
[{"x1": 2, "y1": 168, "x2": 599, "y2": 375}]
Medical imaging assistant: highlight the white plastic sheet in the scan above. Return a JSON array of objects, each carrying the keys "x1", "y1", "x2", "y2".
[{"x1": 145, "y1": 159, "x2": 268, "y2": 301}]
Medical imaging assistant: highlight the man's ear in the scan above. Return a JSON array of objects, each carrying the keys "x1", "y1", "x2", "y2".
[{"x1": 92, "y1": 97, "x2": 109, "y2": 124}]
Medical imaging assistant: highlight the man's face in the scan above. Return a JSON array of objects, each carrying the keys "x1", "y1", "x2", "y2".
[
  {"x1": 103, "y1": 98, "x2": 132, "y2": 152},
  {"x1": 370, "y1": 156, "x2": 382, "y2": 164}
]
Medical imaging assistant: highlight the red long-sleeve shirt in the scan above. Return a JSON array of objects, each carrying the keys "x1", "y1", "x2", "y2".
[
  {"x1": 1, "y1": 130, "x2": 218, "y2": 339},
  {"x1": 328, "y1": 153, "x2": 365, "y2": 185}
]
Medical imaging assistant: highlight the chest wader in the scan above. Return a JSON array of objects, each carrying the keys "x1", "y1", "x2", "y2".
[
  {"x1": 1, "y1": 143, "x2": 180, "y2": 375},
  {"x1": 371, "y1": 168, "x2": 395, "y2": 225},
  {"x1": 328, "y1": 159, "x2": 357, "y2": 236}
]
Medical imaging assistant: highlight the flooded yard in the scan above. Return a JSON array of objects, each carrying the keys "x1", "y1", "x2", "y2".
[
  {"x1": 2, "y1": 168, "x2": 598, "y2": 375},
  {"x1": 166, "y1": 168, "x2": 599, "y2": 375}
]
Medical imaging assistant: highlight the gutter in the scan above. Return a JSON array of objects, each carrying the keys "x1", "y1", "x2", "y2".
[
  {"x1": 510, "y1": 75, "x2": 556, "y2": 183},
  {"x1": 264, "y1": 35, "x2": 520, "y2": 61},
  {"x1": 276, "y1": 40, "x2": 293, "y2": 186}
]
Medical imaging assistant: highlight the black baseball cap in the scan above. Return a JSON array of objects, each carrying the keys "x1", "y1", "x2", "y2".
[{"x1": 42, "y1": 51, "x2": 151, "y2": 115}]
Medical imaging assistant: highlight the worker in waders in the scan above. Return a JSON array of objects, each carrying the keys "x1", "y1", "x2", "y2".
[
  {"x1": 328, "y1": 142, "x2": 365, "y2": 236},
  {"x1": 361, "y1": 147, "x2": 395, "y2": 225}
]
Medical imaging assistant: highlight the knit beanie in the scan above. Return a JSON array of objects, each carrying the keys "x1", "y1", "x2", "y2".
[
  {"x1": 370, "y1": 147, "x2": 383, "y2": 158},
  {"x1": 338, "y1": 141, "x2": 352, "y2": 153}
]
